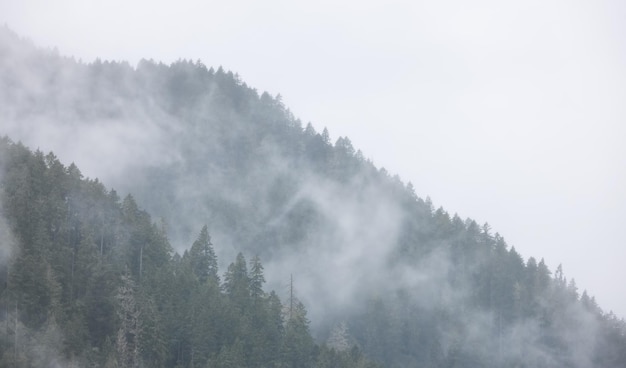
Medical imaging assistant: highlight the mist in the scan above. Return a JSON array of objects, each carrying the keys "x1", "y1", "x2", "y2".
[
  {"x1": 1, "y1": 26, "x2": 625, "y2": 367},
  {"x1": 0, "y1": 201, "x2": 12, "y2": 264}
]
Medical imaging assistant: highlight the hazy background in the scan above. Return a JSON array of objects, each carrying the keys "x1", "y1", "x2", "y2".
[{"x1": 1, "y1": 0, "x2": 625, "y2": 318}]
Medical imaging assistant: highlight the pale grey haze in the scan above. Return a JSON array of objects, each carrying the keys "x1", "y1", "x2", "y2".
[{"x1": 1, "y1": 0, "x2": 625, "y2": 318}]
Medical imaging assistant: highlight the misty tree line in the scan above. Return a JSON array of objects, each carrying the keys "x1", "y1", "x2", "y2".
[
  {"x1": 2, "y1": 26, "x2": 626, "y2": 368},
  {"x1": 2, "y1": 137, "x2": 625, "y2": 368},
  {"x1": 0, "y1": 138, "x2": 379, "y2": 367},
  {"x1": 352, "y1": 205, "x2": 626, "y2": 367}
]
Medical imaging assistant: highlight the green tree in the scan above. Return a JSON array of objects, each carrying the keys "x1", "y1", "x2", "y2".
[
  {"x1": 282, "y1": 299, "x2": 314, "y2": 368},
  {"x1": 223, "y1": 252, "x2": 250, "y2": 309},
  {"x1": 249, "y1": 255, "x2": 265, "y2": 302},
  {"x1": 188, "y1": 225, "x2": 218, "y2": 285}
]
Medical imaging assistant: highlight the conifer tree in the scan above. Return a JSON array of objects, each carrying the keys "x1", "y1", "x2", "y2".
[
  {"x1": 223, "y1": 252, "x2": 250, "y2": 308},
  {"x1": 189, "y1": 225, "x2": 219, "y2": 284},
  {"x1": 249, "y1": 255, "x2": 265, "y2": 302},
  {"x1": 282, "y1": 299, "x2": 314, "y2": 368}
]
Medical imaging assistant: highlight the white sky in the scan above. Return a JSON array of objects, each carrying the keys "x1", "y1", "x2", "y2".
[{"x1": 2, "y1": 0, "x2": 625, "y2": 317}]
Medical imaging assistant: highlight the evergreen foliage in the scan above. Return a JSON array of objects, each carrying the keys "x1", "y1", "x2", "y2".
[
  {"x1": 1, "y1": 27, "x2": 625, "y2": 367},
  {"x1": 0, "y1": 138, "x2": 376, "y2": 367}
]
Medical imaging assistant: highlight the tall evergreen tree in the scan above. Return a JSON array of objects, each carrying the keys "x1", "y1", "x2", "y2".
[
  {"x1": 223, "y1": 252, "x2": 250, "y2": 308},
  {"x1": 249, "y1": 255, "x2": 265, "y2": 302},
  {"x1": 188, "y1": 225, "x2": 219, "y2": 285}
]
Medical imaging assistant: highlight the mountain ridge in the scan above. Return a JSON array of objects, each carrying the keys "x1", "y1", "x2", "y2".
[{"x1": 1, "y1": 27, "x2": 625, "y2": 367}]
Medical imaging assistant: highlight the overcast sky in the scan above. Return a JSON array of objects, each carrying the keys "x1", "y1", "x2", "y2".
[{"x1": 2, "y1": 0, "x2": 625, "y2": 318}]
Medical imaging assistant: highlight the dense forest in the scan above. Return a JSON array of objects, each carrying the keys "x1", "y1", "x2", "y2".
[
  {"x1": 1, "y1": 26, "x2": 626, "y2": 367},
  {"x1": 0, "y1": 138, "x2": 378, "y2": 367}
]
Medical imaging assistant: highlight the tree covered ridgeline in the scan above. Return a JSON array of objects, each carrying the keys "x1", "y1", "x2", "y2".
[
  {"x1": 0, "y1": 137, "x2": 378, "y2": 367},
  {"x1": 1, "y1": 27, "x2": 626, "y2": 367}
]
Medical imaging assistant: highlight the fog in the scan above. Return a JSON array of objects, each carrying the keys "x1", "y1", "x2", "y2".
[
  {"x1": 0, "y1": 33, "x2": 410, "y2": 329},
  {"x1": 0, "y1": 196, "x2": 14, "y2": 268},
  {"x1": 0, "y1": 7, "x2": 625, "y2": 365},
  {"x1": 2, "y1": 0, "x2": 624, "y2": 320}
]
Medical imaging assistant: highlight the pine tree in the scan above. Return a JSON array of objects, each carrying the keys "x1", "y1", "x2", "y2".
[
  {"x1": 188, "y1": 225, "x2": 219, "y2": 284},
  {"x1": 282, "y1": 285, "x2": 314, "y2": 368},
  {"x1": 249, "y1": 255, "x2": 265, "y2": 302},
  {"x1": 223, "y1": 252, "x2": 250, "y2": 308}
]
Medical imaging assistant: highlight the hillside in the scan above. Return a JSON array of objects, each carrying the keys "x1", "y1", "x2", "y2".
[
  {"x1": 0, "y1": 137, "x2": 380, "y2": 367},
  {"x1": 1, "y1": 27, "x2": 626, "y2": 367}
]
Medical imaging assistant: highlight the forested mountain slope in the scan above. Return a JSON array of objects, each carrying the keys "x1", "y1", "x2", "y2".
[
  {"x1": 0, "y1": 138, "x2": 378, "y2": 367},
  {"x1": 1, "y1": 27, "x2": 625, "y2": 367}
]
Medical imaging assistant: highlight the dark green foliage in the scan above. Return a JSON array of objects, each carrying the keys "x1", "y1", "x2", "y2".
[
  {"x1": 1, "y1": 27, "x2": 626, "y2": 367},
  {"x1": 223, "y1": 252, "x2": 251, "y2": 309},
  {"x1": 188, "y1": 225, "x2": 219, "y2": 285},
  {"x1": 0, "y1": 138, "x2": 375, "y2": 367},
  {"x1": 282, "y1": 299, "x2": 315, "y2": 368}
]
